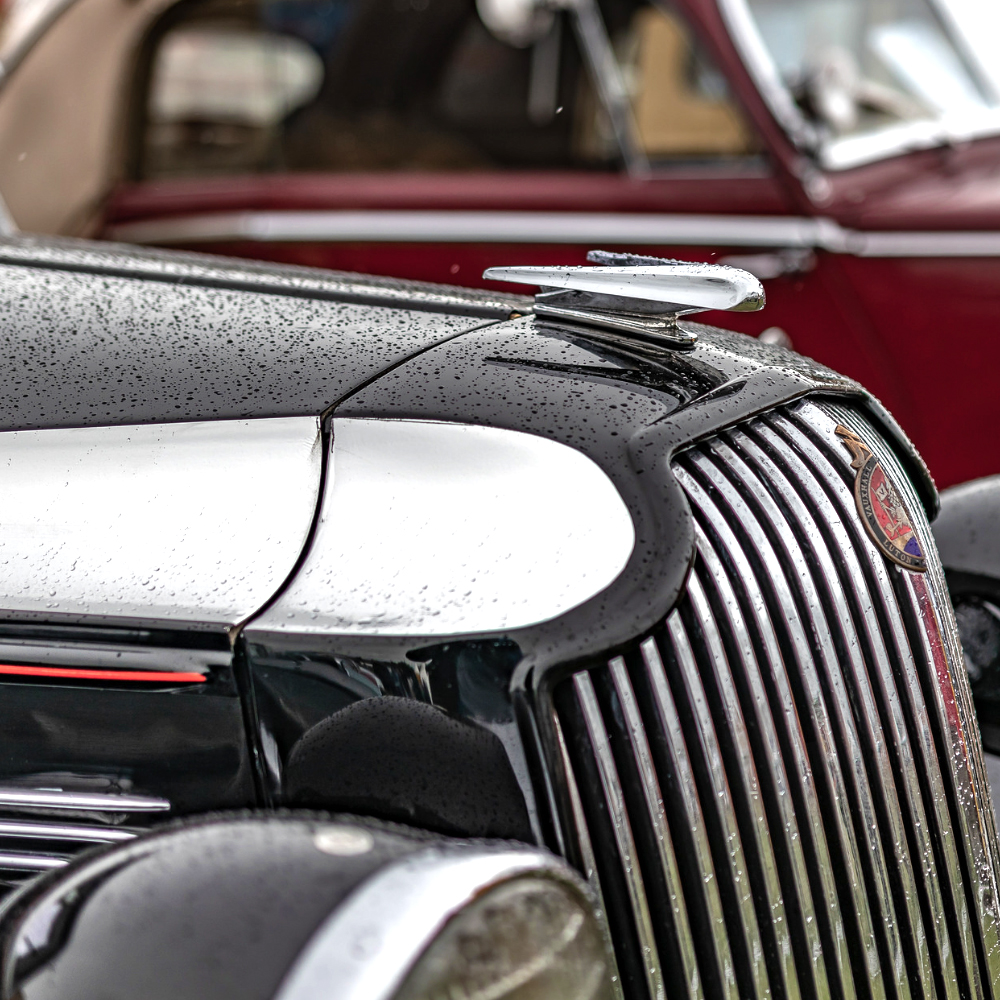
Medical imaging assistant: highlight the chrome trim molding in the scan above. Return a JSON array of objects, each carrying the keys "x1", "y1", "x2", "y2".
[
  {"x1": 108, "y1": 210, "x2": 1000, "y2": 259},
  {"x1": 0, "y1": 819, "x2": 137, "y2": 842},
  {"x1": 0, "y1": 417, "x2": 322, "y2": 624},
  {"x1": 0, "y1": 853, "x2": 67, "y2": 871},
  {"x1": 274, "y1": 845, "x2": 585, "y2": 1000},
  {"x1": 553, "y1": 397, "x2": 1000, "y2": 1000},
  {"x1": 254, "y1": 418, "x2": 635, "y2": 636},
  {"x1": 0, "y1": 788, "x2": 170, "y2": 813},
  {"x1": 575, "y1": 670, "x2": 665, "y2": 1000}
]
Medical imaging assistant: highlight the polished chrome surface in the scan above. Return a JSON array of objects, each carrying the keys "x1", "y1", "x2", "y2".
[
  {"x1": 553, "y1": 396, "x2": 1000, "y2": 1000},
  {"x1": 484, "y1": 261, "x2": 764, "y2": 315},
  {"x1": 575, "y1": 670, "x2": 665, "y2": 1000},
  {"x1": 256, "y1": 418, "x2": 635, "y2": 635},
  {"x1": 639, "y1": 635, "x2": 739, "y2": 1000},
  {"x1": 759, "y1": 412, "x2": 971, "y2": 1000},
  {"x1": 608, "y1": 657, "x2": 700, "y2": 1000},
  {"x1": 274, "y1": 845, "x2": 588, "y2": 1000},
  {"x1": 800, "y1": 399, "x2": 1000, "y2": 997},
  {"x1": 0, "y1": 417, "x2": 322, "y2": 624},
  {"x1": 0, "y1": 852, "x2": 67, "y2": 871},
  {"x1": 0, "y1": 819, "x2": 137, "y2": 842},
  {"x1": 553, "y1": 711, "x2": 625, "y2": 1000},
  {"x1": 0, "y1": 787, "x2": 170, "y2": 813},
  {"x1": 0, "y1": 640, "x2": 229, "y2": 674}
]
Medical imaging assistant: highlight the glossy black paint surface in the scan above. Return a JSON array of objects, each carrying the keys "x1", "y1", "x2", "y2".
[
  {"x1": 0, "y1": 236, "x2": 510, "y2": 431},
  {"x1": 0, "y1": 623, "x2": 253, "y2": 815},
  {"x1": 0, "y1": 814, "x2": 442, "y2": 1000},
  {"x1": 242, "y1": 313, "x2": 934, "y2": 844},
  {"x1": 0, "y1": 238, "x2": 942, "y2": 898}
]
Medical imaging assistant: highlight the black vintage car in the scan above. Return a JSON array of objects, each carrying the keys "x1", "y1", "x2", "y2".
[{"x1": 0, "y1": 236, "x2": 994, "y2": 1000}]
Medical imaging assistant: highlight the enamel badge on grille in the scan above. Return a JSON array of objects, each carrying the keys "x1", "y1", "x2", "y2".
[{"x1": 836, "y1": 425, "x2": 927, "y2": 572}]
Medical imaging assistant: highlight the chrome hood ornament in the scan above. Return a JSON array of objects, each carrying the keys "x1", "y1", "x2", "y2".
[
  {"x1": 484, "y1": 250, "x2": 765, "y2": 347},
  {"x1": 836, "y1": 424, "x2": 927, "y2": 572}
]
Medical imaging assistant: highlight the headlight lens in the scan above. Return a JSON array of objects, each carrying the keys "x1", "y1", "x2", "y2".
[{"x1": 394, "y1": 875, "x2": 614, "y2": 1000}]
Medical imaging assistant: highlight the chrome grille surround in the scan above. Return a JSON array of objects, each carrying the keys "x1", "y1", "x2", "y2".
[{"x1": 553, "y1": 398, "x2": 1000, "y2": 1000}]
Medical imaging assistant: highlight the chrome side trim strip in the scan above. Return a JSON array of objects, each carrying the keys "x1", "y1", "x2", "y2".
[
  {"x1": 0, "y1": 788, "x2": 170, "y2": 813},
  {"x1": 608, "y1": 656, "x2": 700, "y2": 1000},
  {"x1": 760, "y1": 411, "x2": 972, "y2": 1000},
  {"x1": 106, "y1": 210, "x2": 835, "y2": 250},
  {"x1": 574, "y1": 670, "x2": 666, "y2": 1000},
  {"x1": 674, "y1": 466, "x2": 852, "y2": 1000},
  {"x1": 0, "y1": 852, "x2": 68, "y2": 871},
  {"x1": 0, "y1": 819, "x2": 138, "y2": 842},
  {"x1": 275, "y1": 845, "x2": 589, "y2": 1000},
  {"x1": 640, "y1": 635, "x2": 741, "y2": 1000},
  {"x1": 663, "y1": 605, "x2": 771, "y2": 1000},
  {"x1": 108, "y1": 210, "x2": 1000, "y2": 259},
  {"x1": 552, "y1": 710, "x2": 625, "y2": 1000}
]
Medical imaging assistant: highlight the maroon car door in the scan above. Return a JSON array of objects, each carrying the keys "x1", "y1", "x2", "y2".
[{"x1": 103, "y1": 0, "x2": 890, "y2": 419}]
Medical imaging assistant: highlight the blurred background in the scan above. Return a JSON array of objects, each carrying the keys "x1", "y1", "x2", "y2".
[{"x1": 0, "y1": 0, "x2": 997, "y2": 487}]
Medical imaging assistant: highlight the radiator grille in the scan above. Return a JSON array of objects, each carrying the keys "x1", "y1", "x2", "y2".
[{"x1": 553, "y1": 399, "x2": 1000, "y2": 1000}]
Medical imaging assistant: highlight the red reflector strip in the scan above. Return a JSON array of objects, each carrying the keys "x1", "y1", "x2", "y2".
[{"x1": 0, "y1": 664, "x2": 206, "y2": 684}]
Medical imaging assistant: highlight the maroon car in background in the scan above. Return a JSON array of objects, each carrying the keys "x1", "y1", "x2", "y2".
[{"x1": 0, "y1": 0, "x2": 998, "y2": 486}]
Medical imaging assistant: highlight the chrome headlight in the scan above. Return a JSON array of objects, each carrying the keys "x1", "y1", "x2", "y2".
[{"x1": 276, "y1": 844, "x2": 615, "y2": 1000}]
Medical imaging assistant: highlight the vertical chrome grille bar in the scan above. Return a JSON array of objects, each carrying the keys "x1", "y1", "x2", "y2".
[
  {"x1": 552, "y1": 710, "x2": 626, "y2": 1000},
  {"x1": 692, "y1": 522, "x2": 834, "y2": 1000},
  {"x1": 682, "y1": 450, "x2": 893, "y2": 1000},
  {"x1": 641, "y1": 636, "x2": 741, "y2": 1000},
  {"x1": 720, "y1": 427, "x2": 945, "y2": 1000},
  {"x1": 758, "y1": 410, "x2": 974, "y2": 1000},
  {"x1": 548, "y1": 395, "x2": 1000, "y2": 1000},
  {"x1": 664, "y1": 606, "x2": 771, "y2": 1000},
  {"x1": 674, "y1": 466, "x2": 853, "y2": 1000},
  {"x1": 796, "y1": 399, "x2": 1000, "y2": 998},
  {"x1": 609, "y1": 656, "x2": 702, "y2": 1000},
  {"x1": 574, "y1": 670, "x2": 666, "y2": 1000}
]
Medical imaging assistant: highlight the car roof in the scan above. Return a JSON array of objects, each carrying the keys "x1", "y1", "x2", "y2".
[{"x1": 0, "y1": 236, "x2": 527, "y2": 430}]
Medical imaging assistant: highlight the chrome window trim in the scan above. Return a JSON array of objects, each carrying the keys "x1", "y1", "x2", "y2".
[
  {"x1": 108, "y1": 210, "x2": 1000, "y2": 260},
  {"x1": 715, "y1": 0, "x2": 1000, "y2": 171},
  {"x1": 273, "y1": 845, "x2": 588, "y2": 1000}
]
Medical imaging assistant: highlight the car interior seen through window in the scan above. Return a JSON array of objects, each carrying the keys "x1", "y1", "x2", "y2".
[
  {"x1": 136, "y1": 0, "x2": 758, "y2": 178},
  {"x1": 744, "y1": 0, "x2": 998, "y2": 145}
]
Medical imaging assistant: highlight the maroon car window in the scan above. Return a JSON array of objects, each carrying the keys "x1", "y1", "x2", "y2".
[{"x1": 135, "y1": 0, "x2": 759, "y2": 179}]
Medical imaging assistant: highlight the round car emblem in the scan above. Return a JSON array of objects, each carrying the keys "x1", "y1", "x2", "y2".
[{"x1": 835, "y1": 425, "x2": 926, "y2": 572}]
